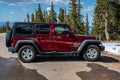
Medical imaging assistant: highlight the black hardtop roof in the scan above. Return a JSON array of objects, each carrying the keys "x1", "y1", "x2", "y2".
[{"x1": 14, "y1": 22, "x2": 66, "y2": 25}]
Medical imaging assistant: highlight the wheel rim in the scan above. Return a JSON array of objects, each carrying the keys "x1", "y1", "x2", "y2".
[
  {"x1": 21, "y1": 48, "x2": 33, "y2": 60},
  {"x1": 86, "y1": 48, "x2": 98, "y2": 59}
]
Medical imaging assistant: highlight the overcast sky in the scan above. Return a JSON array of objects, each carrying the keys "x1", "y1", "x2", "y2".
[{"x1": 0, "y1": 0, "x2": 96, "y2": 26}]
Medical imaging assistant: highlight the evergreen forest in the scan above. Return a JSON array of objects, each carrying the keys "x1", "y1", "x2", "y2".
[{"x1": 0, "y1": 0, "x2": 120, "y2": 41}]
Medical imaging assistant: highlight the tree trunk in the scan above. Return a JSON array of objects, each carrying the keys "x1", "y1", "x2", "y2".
[{"x1": 105, "y1": 12, "x2": 110, "y2": 41}]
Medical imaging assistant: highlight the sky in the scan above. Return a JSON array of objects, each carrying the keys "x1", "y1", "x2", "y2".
[{"x1": 0, "y1": 0, "x2": 96, "y2": 26}]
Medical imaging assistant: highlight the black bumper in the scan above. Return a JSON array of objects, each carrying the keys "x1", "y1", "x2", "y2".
[
  {"x1": 100, "y1": 46, "x2": 105, "y2": 51},
  {"x1": 8, "y1": 47, "x2": 16, "y2": 53}
]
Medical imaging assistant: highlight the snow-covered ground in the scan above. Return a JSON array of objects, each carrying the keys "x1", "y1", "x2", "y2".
[{"x1": 103, "y1": 42, "x2": 120, "y2": 55}]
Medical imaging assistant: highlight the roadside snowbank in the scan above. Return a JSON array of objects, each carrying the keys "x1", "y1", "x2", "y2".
[
  {"x1": 0, "y1": 33, "x2": 5, "y2": 36},
  {"x1": 103, "y1": 42, "x2": 120, "y2": 55}
]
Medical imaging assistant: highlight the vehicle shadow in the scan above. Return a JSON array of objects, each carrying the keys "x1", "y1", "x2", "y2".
[
  {"x1": 98, "y1": 56, "x2": 120, "y2": 63},
  {"x1": 34, "y1": 55, "x2": 120, "y2": 63},
  {"x1": 35, "y1": 55, "x2": 84, "y2": 62}
]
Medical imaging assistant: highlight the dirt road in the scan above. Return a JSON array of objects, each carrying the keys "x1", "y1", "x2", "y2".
[{"x1": 0, "y1": 33, "x2": 120, "y2": 80}]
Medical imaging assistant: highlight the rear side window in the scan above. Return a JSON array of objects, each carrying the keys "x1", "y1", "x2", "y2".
[
  {"x1": 36, "y1": 25, "x2": 50, "y2": 34},
  {"x1": 14, "y1": 24, "x2": 33, "y2": 36}
]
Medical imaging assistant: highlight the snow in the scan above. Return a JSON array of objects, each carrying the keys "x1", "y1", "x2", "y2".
[{"x1": 103, "y1": 42, "x2": 120, "y2": 55}]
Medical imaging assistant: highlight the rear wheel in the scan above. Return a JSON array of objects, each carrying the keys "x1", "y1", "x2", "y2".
[
  {"x1": 18, "y1": 45, "x2": 36, "y2": 63},
  {"x1": 83, "y1": 45, "x2": 100, "y2": 61}
]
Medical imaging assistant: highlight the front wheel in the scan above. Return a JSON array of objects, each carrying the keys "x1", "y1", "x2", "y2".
[
  {"x1": 83, "y1": 45, "x2": 100, "y2": 61},
  {"x1": 18, "y1": 45, "x2": 36, "y2": 63}
]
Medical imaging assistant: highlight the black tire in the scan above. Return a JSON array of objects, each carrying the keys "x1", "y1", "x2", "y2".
[
  {"x1": 83, "y1": 45, "x2": 100, "y2": 61},
  {"x1": 18, "y1": 45, "x2": 36, "y2": 63},
  {"x1": 6, "y1": 30, "x2": 12, "y2": 47}
]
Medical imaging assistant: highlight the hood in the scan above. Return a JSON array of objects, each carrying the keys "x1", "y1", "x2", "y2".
[{"x1": 75, "y1": 34, "x2": 96, "y2": 41}]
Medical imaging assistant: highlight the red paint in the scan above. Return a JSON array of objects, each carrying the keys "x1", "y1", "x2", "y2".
[{"x1": 11, "y1": 24, "x2": 96, "y2": 51}]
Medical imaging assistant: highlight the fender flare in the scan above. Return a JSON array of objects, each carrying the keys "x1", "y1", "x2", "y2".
[
  {"x1": 14, "y1": 40, "x2": 41, "y2": 53},
  {"x1": 77, "y1": 40, "x2": 101, "y2": 53}
]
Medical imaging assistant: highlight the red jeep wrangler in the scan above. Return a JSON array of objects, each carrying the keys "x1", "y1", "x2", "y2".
[{"x1": 6, "y1": 22, "x2": 104, "y2": 63}]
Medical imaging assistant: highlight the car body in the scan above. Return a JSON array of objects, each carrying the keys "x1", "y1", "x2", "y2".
[{"x1": 6, "y1": 22, "x2": 105, "y2": 63}]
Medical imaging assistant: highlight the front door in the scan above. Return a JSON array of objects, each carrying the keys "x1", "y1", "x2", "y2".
[{"x1": 53, "y1": 24, "x2": 75, "y2": 51}]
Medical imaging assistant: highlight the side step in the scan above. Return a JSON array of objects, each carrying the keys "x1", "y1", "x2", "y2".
[{"x1": 39, "y1": 51, "x2": 79, "y2": 56}]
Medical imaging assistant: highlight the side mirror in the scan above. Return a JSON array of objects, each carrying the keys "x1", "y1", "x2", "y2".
[{"x1": 68, "y1": 31, "x2": 74, "y2": 37}]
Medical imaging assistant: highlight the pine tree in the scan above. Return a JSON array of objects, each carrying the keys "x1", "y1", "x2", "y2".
[
  {"x1": 31, "y1": 13, "x2": 35, "y2": 22},
  {"x1": 49, "y1": 2, "x2": 57, "y2": 23},
  {"x1": 109, "y1": 0, "x2": 120, "y2": 40},
  {"x1": 44, "y1": 11, "x2": 50, "y2": 22},
  {"x1": 64, "y1": 8, "x2": 67, "y2": 24},
  {"x1": 69, "y1": 0, "x2": 78, "y2": 33},
  {"x1": 5, "y1": 21, "x2": 10, "y2": 31},
  {"x1": 92, "y1": 0, "x2": 105, "y2": 40},
  {"x1": 68, "y1": 0, "x2": 84, "y2": 34},
  {"x1": 92, "y1": 0, "x2": 120, "y2": 40},
  {"x1": 64, "y1": 8, "x2": 70, "y2": 25},
  {"x1": 92, "y1": 0, "x2": 115, "y2": 40},
  {"x1": 65, "y1": 13, "x2": 72, "y2": 26},
  {"x1": 35, "y1": 3, "x2": 44, "y2": 22},
  {"x1": 2, "y1": 24, "x2": 6, "y2": 32},
  {"x1": 117, "y1": 0, "x2": 120, "y2": 39},
  {"x1": 27, "y1": 13, "x2": 30, "y2": 22},
  {"x1": 0, "y1": 28, "x2": 1, "y2": 33},
  {"x1": 58, "y1": 8, "x2": 65, "y2": 23},
  {"x1": 43, "y1": 10, "x2": 46, "y2": 22},
  {"x1": 85, "y1": 14, "x2": 89, "y2": 35},
  {"x1": 77, "y1": 0, "x2": 84, "y2": 34},
  {"x1": 0, "y1": 22, "x2": 11, "y2": 33}
]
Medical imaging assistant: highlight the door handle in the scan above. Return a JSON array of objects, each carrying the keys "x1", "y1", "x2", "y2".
[
  {"x1": 56, "y1": 36, "x2": 61, "y2": 39},
  {"x1": 52, "y1": 36, "x2": 61, "y2": 40},
  {"x1": 52, "y1": 36, "x2": 56, "y2": 40},
  {"x1": 37, "y1": 37, "x2": 42, "y2": 40}
]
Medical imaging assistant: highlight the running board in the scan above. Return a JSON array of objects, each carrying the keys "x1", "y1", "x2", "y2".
[{"x1": 39, "y1": 51, "x2": 79, "y2": 56}]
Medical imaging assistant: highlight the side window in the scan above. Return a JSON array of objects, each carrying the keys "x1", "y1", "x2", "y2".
[
  {"x1": 15, "y1": 24, "x2": 33, "y2": 36},
  {"x1": 54, "y1": 25, "x2": 69, "y2": 35},
  {"x1": 36, "y1": 25, "x2": 50, "y2": 34}
]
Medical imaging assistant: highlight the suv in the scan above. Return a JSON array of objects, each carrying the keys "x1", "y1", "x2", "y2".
[{"x1": 6, "y1": 22, "x2": 104, "y2": 63}]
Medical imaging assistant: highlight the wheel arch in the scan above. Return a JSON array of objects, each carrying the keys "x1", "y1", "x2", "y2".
[
  {"x1": 15, "y1": 40, "x2": 41, "y2": 53},
  {"x1": 77, "y1": 40, "x2": 101, "y2": 55}
]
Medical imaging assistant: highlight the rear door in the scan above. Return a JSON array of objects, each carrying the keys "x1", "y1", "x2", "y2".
[{"x1": 35, "y1": 24, "x2": 53, "y2": 51}]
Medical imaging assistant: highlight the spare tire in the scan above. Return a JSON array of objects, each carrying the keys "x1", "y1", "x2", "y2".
[{"x1": 6, "y1": 30, "x2": 12, "y2": 47}]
